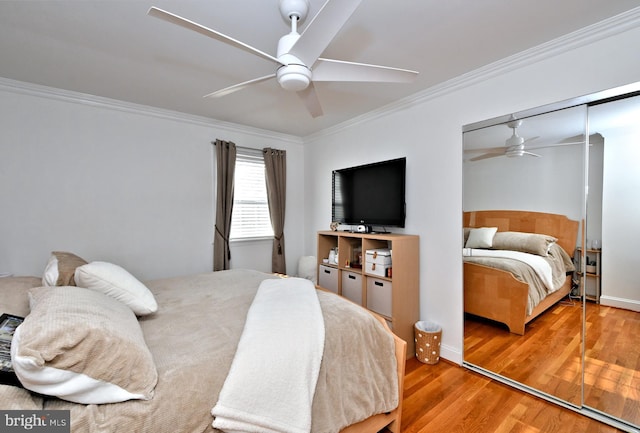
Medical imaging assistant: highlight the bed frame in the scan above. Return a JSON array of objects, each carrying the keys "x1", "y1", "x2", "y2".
[
  {"x1": 463, "y1": 210, "x2": 579, "y2": 335},
  {"x1": 341, "y1": 312, "x2": 406, "y2": 433}
]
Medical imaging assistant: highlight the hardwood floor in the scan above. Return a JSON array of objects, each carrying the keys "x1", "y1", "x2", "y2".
[{"x1": 399, "y1": 357, "x2": 623, "y2": 432}]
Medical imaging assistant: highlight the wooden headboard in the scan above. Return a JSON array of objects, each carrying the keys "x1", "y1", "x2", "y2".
[{"x1": 463, "y1": 210, "x2": 580, "y2": 255}]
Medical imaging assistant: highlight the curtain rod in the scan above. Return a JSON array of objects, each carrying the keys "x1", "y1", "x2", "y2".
[{"x1": 211, "y1": 141, "x2": 266, "y2": 153}]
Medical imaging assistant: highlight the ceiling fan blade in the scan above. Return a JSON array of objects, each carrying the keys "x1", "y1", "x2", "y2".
[
  {"x1": 147, "y1": 7, "x2": 284, "y2": 66},
  {"x1": 297, "y1": 82, "x2": 323, "y2": 118},
  {"x1": 312, "y1": 58, "x2": 418, "y2": 83},
  {"x1": 288, "y1": 0, "x2": 362, "y2": 67},
  {"x1": 203, "y1": 74, "x2": 276, "y2": 98},
  {"x1": 522, "y1": 135, "x2": 540, "y2": 144},
  {"x1": 469, "y1": 152, "x2": 504, "y2": 161},
  {"x1": 467, "y1": 139, "x2": 584, "y2": 156},
  {"x1": 464, "y1": 145, "x2": 505, "y2": 153},
  {"x1": 526, "y1": 140, "x2": 585, "y2": 151},
  {"x1": 522, "y1": 151, "x2": 541, "y2": 158}
]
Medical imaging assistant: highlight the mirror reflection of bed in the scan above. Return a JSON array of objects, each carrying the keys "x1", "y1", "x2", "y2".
[{"x1": 463, "y1": 210, "x2": 578, "y2": 334}]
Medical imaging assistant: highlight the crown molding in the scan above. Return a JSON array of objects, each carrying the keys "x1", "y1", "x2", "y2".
[
  {"x1": 0, "y1": 77, "x2": 303, "y2": 145},
  {"x1": 303, "y1": 6, "x2": 640, "y2": 143}
]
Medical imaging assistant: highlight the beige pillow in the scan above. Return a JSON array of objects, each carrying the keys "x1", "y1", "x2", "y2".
[
  {"x1": 491, "y1": 231, "x2": 558, "y2": 256},
  {"x1": 42, "y1": 251, "x2": 88, "y2": 286},
  {"x1": 0, "y1": 276, "x2": 41, "y2": 317},
  {"x1": 11, "y1": 286, "x2": 157, "y2": 404},
  {"x1": 74, "y1": 261, "x2": 158, "y2": 316},
  {"x1": 464, "y1": 227, "x2": 498, "y2": 249}
]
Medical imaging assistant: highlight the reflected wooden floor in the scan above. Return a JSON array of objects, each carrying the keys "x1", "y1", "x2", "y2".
[
  {"x1": 585, "y1": 303, "x2": 640, "y2": 425},
  {"x1": 464, "y1": 297, "x2": 583, "y2": 405},
  {"x1": 463, "y1": 297, "x2": 640, "y2": 428},
  {"x1": 399, "y1": 357, "x2": 622, "y2": 432}
]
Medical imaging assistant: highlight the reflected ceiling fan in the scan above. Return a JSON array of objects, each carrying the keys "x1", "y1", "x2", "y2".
[
  {"x1": 466, "y1": 118, "x2": 583, "y2": 162},
  {"x1": 147, "y1": 0, "x2": 418, "y2": 118}
]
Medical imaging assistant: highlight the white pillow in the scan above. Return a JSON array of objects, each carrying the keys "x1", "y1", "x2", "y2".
[
  {"x1": 74, "y1": 262, "x2": 158, "y2": 316},
  {"x1": 41, "y1": 255, "x2": 59, "y2": 286},
  {"x1": 465, "y1": 227, "x2": 498, "y2": 249}
]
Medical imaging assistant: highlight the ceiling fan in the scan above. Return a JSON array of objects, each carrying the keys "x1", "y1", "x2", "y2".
[
  {"x1": 467, "y1": 119, "x2": 542, "y2": 161},
  {"x1": 465, "y1": 117, "x2": 586, "y2": 162},
  {"x1": 147, "y1": 0, "x2": 419, "y2": 118}
]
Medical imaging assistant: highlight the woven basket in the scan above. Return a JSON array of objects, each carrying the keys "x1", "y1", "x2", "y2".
[{"x1": 414, "y1": 321, "x2": 442, "y2": 364}]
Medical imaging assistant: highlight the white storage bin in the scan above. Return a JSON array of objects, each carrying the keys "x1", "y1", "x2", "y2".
[
  {"x1": 318, "y1": 265, "x2": 339, "y2": 293},
  {"x1": 365, "y1": 248, "x2": 392, "y2": 277},
  {"x1": 365, "y1": 261, "x2": 391, "y2": 277},
  {"x1": 365, "y1": 248, "x2": 392, "y2": 264},
  {"x1": 341, "y1": 271, "x2": 362, "y2": 305},
  {"x1": 366, "y1": 277, "x2": 392, "y2": 317}
]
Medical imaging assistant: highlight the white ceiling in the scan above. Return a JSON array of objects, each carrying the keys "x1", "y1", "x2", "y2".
[{"x1": 1, "y1": 0, "x2": 639, "y2": 137}]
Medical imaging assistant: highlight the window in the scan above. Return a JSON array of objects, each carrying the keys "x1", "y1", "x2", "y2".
[{"x1": 230, "y1": 148, "x2": 273, "y2": 240}]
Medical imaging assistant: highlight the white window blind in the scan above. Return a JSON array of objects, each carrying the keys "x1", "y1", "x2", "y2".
[{"x1": 230, "y1": 149, "x2": 274, "y2": 240}]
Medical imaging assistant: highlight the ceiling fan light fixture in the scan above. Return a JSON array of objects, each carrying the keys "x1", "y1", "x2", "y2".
[
  {"x1": 277, "y1": 64, "x2": 311, "y2": 91},
  {"x1": 505, "y1": 149, "x2": 524, "y2": 158}
]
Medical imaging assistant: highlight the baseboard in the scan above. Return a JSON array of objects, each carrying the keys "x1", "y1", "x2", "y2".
[
  {"x1": 439, "y1": 343, "x2": 463, "y2": 365},
  {"x1": 600, "y1": 295, "x2": 640, "y2": 312}
]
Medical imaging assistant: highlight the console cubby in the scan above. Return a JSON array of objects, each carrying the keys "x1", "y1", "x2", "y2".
[{"x1": 316, "y1": 231, "x2": 420, "y2": 357}]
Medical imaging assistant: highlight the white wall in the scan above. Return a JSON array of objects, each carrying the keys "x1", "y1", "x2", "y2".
[
  {"x1": 598, "y1": 119, "x2": 640, "y2": 310},
  {"x1": 0, "y1": 84, "x2": 305, "y2": 280},
  {"x1": 463, "y1": 142, "x2": 585, "y2": 221},
  {"x1": 304, "y1": 24, "x2": 640, "y2": 363}
]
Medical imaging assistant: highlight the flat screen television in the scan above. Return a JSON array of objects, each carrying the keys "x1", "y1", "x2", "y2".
[{"x1": 332, "y1": 157, "x2": 406, "y2": 229}]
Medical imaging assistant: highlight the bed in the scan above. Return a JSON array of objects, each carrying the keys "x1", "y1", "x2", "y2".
[
  {"x1": 0, "y1": 262, "x2": 406, "y2": 433},
  {"x1": 463, "y1": 210, "x2": 579, "y2": 335}
]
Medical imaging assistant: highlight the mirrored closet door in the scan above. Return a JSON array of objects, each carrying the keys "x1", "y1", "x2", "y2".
[
  {"x1": 462, "y1": 105, "x2": 588, "y2": 407},
  {"x1": 583, "y1": 93, "x2": 640, "y2": 427},
  {"x1": 462, "y1": 82, "x2": 640, "y2": 430}
]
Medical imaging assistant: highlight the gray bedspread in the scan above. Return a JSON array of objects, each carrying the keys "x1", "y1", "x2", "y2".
[{"x1": 0, "y1": 270, "x2": 398, "y2": 433}]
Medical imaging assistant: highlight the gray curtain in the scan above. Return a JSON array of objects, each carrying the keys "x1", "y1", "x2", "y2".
[
  {"x1": 213, "y1": 139, "x2": 236, "y2": 271},
  {"x1": 263, "y1": 148, "x2": 286, "y2": 274}
]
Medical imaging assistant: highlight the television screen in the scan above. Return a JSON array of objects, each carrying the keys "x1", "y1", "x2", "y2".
[{"x1": 332, "y1": 157, "x2": 406, "y2": 228}]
